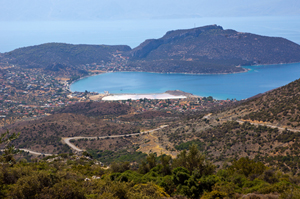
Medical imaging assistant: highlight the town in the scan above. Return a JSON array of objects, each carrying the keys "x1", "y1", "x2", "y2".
[{"x1": 0, "y1": 62, "x2": 237, "y2": 127}]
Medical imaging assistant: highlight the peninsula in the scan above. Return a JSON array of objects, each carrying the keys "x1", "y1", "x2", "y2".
[
  {"x1": 128, "y1": 25, "x2": 300, "y2": 73},
  {"x1": 1, "y1": 25, "x2": 300, "y2": 75}
]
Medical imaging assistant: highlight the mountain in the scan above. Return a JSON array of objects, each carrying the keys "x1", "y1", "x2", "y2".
[
  {"x1": 4, "y1": 43, "x2": 131, "y2": 67},
  {"x1": 129, "y1": 25, "x2": 300, "y2": 73},
  {"x1": 2, "y1": 25, "x2": 300, "y2": 74}
]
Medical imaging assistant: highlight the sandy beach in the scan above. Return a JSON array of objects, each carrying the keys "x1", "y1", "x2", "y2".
[{"x1": 102, "y1": 93, "x2": 187, "y2": 101}]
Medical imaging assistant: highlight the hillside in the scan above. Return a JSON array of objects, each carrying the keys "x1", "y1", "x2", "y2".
[
  {"x1": 4, "y1": 113, "x2": 139, "y2": 154},
  {"x1": 129, "y1": 25, "x2": 300, "y2": 73},
  {"x1": 217, "y1": 78, "x2": 300, "y2": 130},
  {"x1": 161, "y1": 78, "x2": 300, "y2": 173},
  {"x1": 1, "y1": 25, "x2": 300, "y2": 75},
  {"x1": 1, "y1": 101, "x2": 177, "y2": 155},
  {"x1": 56, "y1": 102, "x2": 132, "y2": 118},
  {"x1": 242, "y1": 79, "x2": 300, "y2": 128},
  {"x1": 64, "y1": 78, "x2": 300, "y2": 174},
  {"x1": 5, "y1": 78, "x2": 300, "y2": 172},
  {"x1": 3, "y1": 43, "x2": 131, "y2": 68},
  {"x1": 2, "y1": 66, "x2": 300, "y2": 198},
  {"x1": 3, "y1": 147, "x2": 300, "y2": 199},
  {"x1": 1, "y1": 102, "x2": 136, "y2": 154}
]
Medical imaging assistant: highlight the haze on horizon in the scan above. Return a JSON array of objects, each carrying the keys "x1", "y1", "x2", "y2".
[{"x1": 1, "y1": 0, "x2": 300, "y2": 21}]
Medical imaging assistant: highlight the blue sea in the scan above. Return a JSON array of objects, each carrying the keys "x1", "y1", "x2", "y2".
[
  {"x1": 2, "y1": 16, "x2": 300, "y2": 100},
  {"x1": 70, "y1": 63, "x2": 300, "y2": 100}
]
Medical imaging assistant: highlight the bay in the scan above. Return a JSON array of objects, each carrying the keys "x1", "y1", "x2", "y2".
[
  {"x1": 70, "y1": 63, "x2": 300, "y2": 100},
  {"x1": 3, "y1": 16, "x2": 300, "y2": 100}
]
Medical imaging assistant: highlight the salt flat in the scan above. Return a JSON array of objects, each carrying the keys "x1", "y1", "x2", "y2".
[{"x1": 102, "y1": 93, "x2": 187, "y2": 101}]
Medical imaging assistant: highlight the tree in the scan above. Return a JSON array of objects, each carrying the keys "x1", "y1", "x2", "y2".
[
  {"x1": 160, "y1": 155, "x2": 172, "y2": 176},
  {"x1": 207, "y1": 96, "x2": 213, "y2": 102},
  {"x1": 174, "y1": 144, "x2": 215, "y2": 175},
  {"x1": 0, "y1": 130, "x2": 20, "y2": 164},
  {"x1": 229, "y1": 157, "x2": 266, "y2": 177},
  {"x1": 110, "y1": 161, "x2": 130, "y2": 173},
  {"x1": 147, "y1": 153, "x2": 157, "y2": 170}
]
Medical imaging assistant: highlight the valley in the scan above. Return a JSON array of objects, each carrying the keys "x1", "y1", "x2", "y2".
[{"x1": 1, "y1": 25, "x2": 300, "y2": 198}]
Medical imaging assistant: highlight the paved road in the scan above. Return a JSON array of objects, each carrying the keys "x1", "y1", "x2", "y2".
[
  {"x1": 202, "y1": 113, "x2": 212, "y2": 119},
  {"x1": 62, "y1": 125, "x2": 169, "y2": 152},
  {"x1": 0, "y1": 148, "x2": 53, "y2": 156},
  {"x1": 19, "y1": 148, "x2": 54, "y2": 156},
  {"x1": 4, "y1": 118, "x2": 299, "y2": 156},
  {"x1": 235, "y1": 120, "x2": 300, "y2": 133},
  {"x1": 220, "y1": 118, "x2": 300, "y2": 133},
  {"x1": 1, "y1": 125, "x2": 168, "y2": 156}
]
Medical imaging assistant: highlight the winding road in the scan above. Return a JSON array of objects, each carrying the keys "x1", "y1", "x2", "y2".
[
  {"x1": 0, "y1": 148, "x2": 53, "y2": 156},
  {"x1": 62, "y1": 125, "x2": 169, "y2": 152},
  {"x1": 5, "y1": 118, "x2": 299, "y2": 157},
  {"x1": 235, "y1": 120, "x2": 300, "y2": 133},
  {"x1": 2, "y1": 125, "x2": 168, "y2": 156}
]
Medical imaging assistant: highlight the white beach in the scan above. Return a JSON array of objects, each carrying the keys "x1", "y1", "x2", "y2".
[{"x1": 102, "y1": 93, "x2": 187, "y2": 101}]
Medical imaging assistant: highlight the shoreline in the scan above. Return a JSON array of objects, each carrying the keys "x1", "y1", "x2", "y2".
[
  {"x1": 68, "y1": 66, "x2": 250, "y2": 92},
  {"x1": 68, "y1": 62, "x2": 299, "y2": 100},
  {"x1": 68, "y1": 72, "x2": 104, "y2": 91}
]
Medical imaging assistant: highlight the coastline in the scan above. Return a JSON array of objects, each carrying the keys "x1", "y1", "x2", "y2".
[
  {"x1": 68, "y1": 61, "x2": 300, "y2": 92},
  {"x1": 68, "y1": 66, "x2": 250, "y2": 92},
  {"x1": 68, "y1": 72, "x2": 104, "y2": 91},
  {"x1": 69, "y1": 62, "x2": 299, "y2": 100}
]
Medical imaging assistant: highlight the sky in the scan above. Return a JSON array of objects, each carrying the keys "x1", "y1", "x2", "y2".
[
  {"x1": 1, "y1": 0, "x2": 300, "y2": 21},
  {"x1": 0, "y1": 0, "x2": 299, "y2": 53}
]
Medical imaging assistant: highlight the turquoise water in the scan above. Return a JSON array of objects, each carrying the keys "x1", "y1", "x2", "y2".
[
  {"x1": 70, "y1": 63, "x2": 300, "y2": 100},
  {"x1": 3, "y1": 16, "x2": 299, "y2": 100}
]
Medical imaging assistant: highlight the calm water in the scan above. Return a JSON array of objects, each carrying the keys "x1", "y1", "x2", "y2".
[
  {"x1": 1, "y1": 16, "x2": 300, "y2": 53},
  {"x1": 3, "y1": 16, "x2": 300, "y2": 99},
  {"x1": 71, "y1": 63, "x2": 300, "y2": 100}
]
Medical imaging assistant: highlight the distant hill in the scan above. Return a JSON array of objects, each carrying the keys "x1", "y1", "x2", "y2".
[
  {"x1": 1, "y1": 25, "x2": 300, "y2": 74},
  {"x1": 129, "y1": 25, "x2": 300, "y2": 73},
  {"x1": 4, "y1": 43, "x2": 131, "y2": 67}
]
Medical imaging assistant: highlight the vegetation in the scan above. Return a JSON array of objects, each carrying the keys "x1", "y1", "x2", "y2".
[
  {"x1": 0, "y1": 130, "x2": 20, "y2": 164},
  {"x1": 243, "y1": 78, "x2": 300, "y2": 128},
  {"x1": 57, "y1": 101, "x2": 132, "y2": 118},
  {"x1": 130, "y1": 25, "x2": 300, "y2": 74},
  {"x1": 87, "y1": 149, "x2": 147, "y2": 165},
  {"x1": 1, "y1": 24, "x2": 300, "y2": 198},
  {"x1": 175, "y1": 139, "x2": 205, "y2": 151},
  {"x1": 165, "y1": 119, "x2": 300, "y2": 174},
  {"x1": 1, "y1": 144, "x2": 300, "y2": 198},
  {"x1": 2, "y1": 25, "x2": 300, "y2": 74},
  {"x1": 5, "y1": 43, "x2": 131, "y2": 67}
]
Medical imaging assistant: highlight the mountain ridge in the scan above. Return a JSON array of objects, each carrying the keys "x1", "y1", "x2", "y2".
[
  {"x1": 1, "y1": 25, "x2": 300, "y2": 74},
  {"x1": 129, "y1": 25, "x2": 300, "y2": 73}
]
